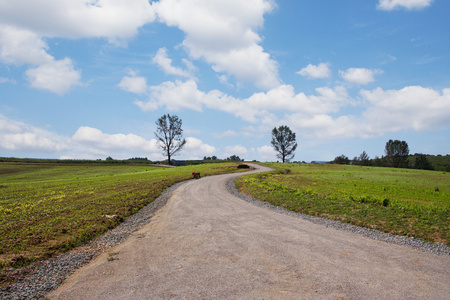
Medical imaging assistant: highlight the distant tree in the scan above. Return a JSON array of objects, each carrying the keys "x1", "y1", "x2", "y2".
[
  {"x1": 414, "y1": 154, "x2": 433, "y2": 170},
  {"x1": 332, "y1": 154, "x2": 350, "y2": 165},
  {"x1": 211, "y1": 155, "x2": 217, "y2": 160},
  {"x1": 155, "y1": 114, "x2": 186, "y2": 165},
  {"x1": 358, "y1": 151, "x2": 371, "y2": 166},
  {"x1": 385, "y1": 139, "x2": 409, "y2": 168},
  {"x1": 227, "y1": 155, "x2": 243, "y2": 161},
  {"x1": 271, "y1": 125, "x2": 298, "y2": 163},
  {"x1": 105, "y1": 156, "x2": 114, "y2": 161},
  {"x1": 372, "y1": 155, "x2": 387, "y2": 167}
]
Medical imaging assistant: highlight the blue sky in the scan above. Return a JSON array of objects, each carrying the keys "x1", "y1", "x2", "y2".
[{"x1": 0, "y1": 0, "x2": 449, "y2": 162}]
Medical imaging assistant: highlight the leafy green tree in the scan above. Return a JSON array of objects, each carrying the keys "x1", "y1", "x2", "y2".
[
  {"x1": 271, "y1": 125, "x2": 298, "y2": 163},
  {"x1": 227, "y1": 155, "x2": 243, "y2": 161},
  {"x1": 332, "y1": 154, "x2": 350, "y2": 164},
  {"x1": 414, "y1": 154, "x2": 433, "y2": 170},
  {"x1": 385, "y1": 139, "x2": 409, "y2": 168},
  {"x1": 358, "y1": 151, "x2": 371, "y2": 166},
  {"x1": 155, "y1": 114, "x2": 186, "y2": 165}
]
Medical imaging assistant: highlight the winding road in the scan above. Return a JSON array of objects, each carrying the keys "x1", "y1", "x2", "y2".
[{"x1": 49, "y1": 164, "x2": 449, "y2": 299}]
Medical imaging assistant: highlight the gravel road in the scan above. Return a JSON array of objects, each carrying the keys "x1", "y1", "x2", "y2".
[{"x1": 45, "y1": 163, "x2": 450, "y2": 299}]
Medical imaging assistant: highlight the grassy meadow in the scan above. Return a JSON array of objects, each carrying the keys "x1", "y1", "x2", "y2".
[
  {"x1": 0, "y1": 162, "x2": 244, "y2": 271},
  {"x1": 236, "y1": 163, "x2": 449, "y2": 245}
]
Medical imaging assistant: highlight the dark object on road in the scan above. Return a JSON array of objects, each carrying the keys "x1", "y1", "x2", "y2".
[
  {"x1": 237, "y1": 164, "x2": 250, "y2": 169},
  {"x1": 192, "y1": 172, "x2": 201, "y2": 179}
]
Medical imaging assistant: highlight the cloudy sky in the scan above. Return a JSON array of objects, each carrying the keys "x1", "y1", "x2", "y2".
[{"x1": 1, "y1": 0, "x2": 449, "y2": 162}]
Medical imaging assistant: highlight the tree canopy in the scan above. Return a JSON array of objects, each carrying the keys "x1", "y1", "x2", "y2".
[
  {"x1": 271, "y1": 125, "x2": 298, "y2": 163},
  {"x1": 385, "y1": 139, "x2": 409, "y2": 168},
  {"x1": 332, "y1": 154, "x2": 350, "y2": 165},
  {"x1": 155, "y1": 114, "x2": 186, "y2": 165}
]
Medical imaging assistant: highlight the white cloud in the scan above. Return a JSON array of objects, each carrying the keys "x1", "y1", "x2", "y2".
[
  {"x1": 287, "y1": 113, "x2": 360, "y2": 139},
  {"x1": 132, "y1": 79, "x2": 351, "y2": 123},
  {"x1": 135, "y1": 80, "x2": 206, "y2": 112},
  {"x1": 118, "y1": 72, "x2": 148, "y2": 94},
  {"x1": 339, "y1": 68, "x2": 383, "y2": 85},
  {"x1": 0, "y1": 114, "x2": 69, "y2": 152},
  {"x1": 152, "y1": 47, "x2": 194, "y2": 78},
  {"x1": 217, "y1": 74, "x2": 234, "y2": 88},
  {"x1": 153, "y1": 0, "x2": 280, "y2": 90},
  {"x1": 297, "y1": 62, "x2": 331, "y2": 79},
  {"x1": 377, "y1": 0, "x2": 433, "y2": 11},
  {"x1": 0, "y1": 26, "x2": 81, "y2": 95},
  {"x1": 257, "y1": 145, "x2": 277, "y2": 162},
  {"x1": 0, "y1": 25, "x2": 52, "y2": 65},
  {"x1": 0, "y1": 0, "x2": 156, "y2": 94},
  {"x1": 287, "y1": 86, "x2": 450, "y2": 139},
  {"x1": 25, "y1": 58, "x2": 82, "y2": 95},
  {"x1": 360, "y1": 86, "x2": 450, "y2": 134},
  {"x1": 0, "y1": 0, "x2": 156, "y2": 43},
  {"x1": 184, "y1": 137, "x2": 216, "y2": 159},
  {"x1": 70, "y1": 126, "x2": 214, "y2": 160},
  {"x1": 224, "y1": 145, "x2": 248, "y2": 157},
  {"x1": 72, "y1": 126, "x2": 159, "y2": 152}
]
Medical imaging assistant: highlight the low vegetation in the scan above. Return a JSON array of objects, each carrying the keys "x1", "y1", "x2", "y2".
[
  {"x1": 236, "y1": 163, "x2": 449, "y2": 245},
  {"x1": 0, "y1": 162, "x2": 244, "y2": 272}
]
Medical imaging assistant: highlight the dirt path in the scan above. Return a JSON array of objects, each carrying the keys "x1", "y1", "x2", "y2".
[{"x1": 49, "y1": 164, "x2": 449, "y2": 299}]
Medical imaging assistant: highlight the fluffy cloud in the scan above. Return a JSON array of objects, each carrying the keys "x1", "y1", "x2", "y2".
[
  {"x1": 297, "y1": 62, "x2": 331, "y2": 79},
  {"x1": 0, "y1": 25, "x2": 52, "y2": 65},
  {"x1": 153, "y1": 47, "x2": 195, "y2": 79},
  {"x1": 134, "y1": 80, "x2": 206, "y2": 112},
  {"x1": 287, "y1": 113, "x2": 360, "y2": 139},
  {"x1": 360, "y1": 86, "x2": 450, "y2": 134},
  {"x1": 224, "y1": 145, "x2": 248, "y2": 157},
  {"x1": 287, "y1": 86, "x2": 450, "y2": 139},
  {"x1": 118, "y1": 72, "x2": 148, "y2": 94},
  {"x1": 72, "y1": 126, "x2": 159, "y2": 152},
  {"x1": 153, "y1": 0, "x2": 280, "y2": 90},
  {"x1": 377, "y1": 0, "x2": 433, "y2": 10},
  {"x1": 25, "y1": 58, "x2": 82, "y2": 95},
  {"x1": 2, "y1": 0, "x2": 279, "y2": 93},
  {"x1": 339, "y1": 68, "x2": 383, "y2": 85},
  {"x1": 0, "y1": 0, "x2": 156, "y2": 94},
  {"x1": 131, "y1": 79, "x2": 351, "y2": 123},
  {"x1": 0, "y1": 0, "x2": 156, "y2": 43},
  {"x1": 130, "y1": 78, "x2": 450, "y2": 140},
  {"x1": 184, "y1": 137, "x2": 216, "y2": 159},
  {"x1": 0, "y1": 114, "x2": 69, "y2": 152},
  {"x1": 257, "y1": 145, "x2": 277, "y2": 162},
  {"x1": 70, "y1": 126, "x2": 215, "y2": 160},
  {"x1": 0, "y1": 25, "x2": 82, "y2": 94}
]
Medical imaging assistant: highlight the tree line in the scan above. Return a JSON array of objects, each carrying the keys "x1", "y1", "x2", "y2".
[{"x1": 331, "y1": 139, "x2": 449, "y2": 171}]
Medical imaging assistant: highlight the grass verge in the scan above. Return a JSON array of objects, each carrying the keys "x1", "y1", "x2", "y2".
[
  {"x1": 0, "y1": 162, "x2": 245, "y2": 273},
  {"x1": 235, "y1": 163, "x2": 449, "y2": 245}
]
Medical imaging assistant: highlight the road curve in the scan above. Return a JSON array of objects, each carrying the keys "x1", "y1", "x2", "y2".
[{"x1": 49, "y1": 163, "x2": 449, "y2": 299}]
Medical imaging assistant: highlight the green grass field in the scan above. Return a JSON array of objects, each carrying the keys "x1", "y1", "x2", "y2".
[
  {"x1": 236, "y1": 163, "x2": 449, "y2": 245},
  {"x1": 0, "y1": 162, "x2": 243, "y2": 270}
]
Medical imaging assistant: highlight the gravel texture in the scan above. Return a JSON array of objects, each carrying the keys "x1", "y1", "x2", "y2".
[{"x1": 1, "y1": 169, "x2": 449, "y2": 299}]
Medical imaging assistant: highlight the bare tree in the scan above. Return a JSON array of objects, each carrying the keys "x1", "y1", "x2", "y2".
[
  {"x1": 155, "y1": 114, "x2": 186, "y2": 165},
  {"x1": 271, "y1": 125, "x2": 298, "y2": 163}
]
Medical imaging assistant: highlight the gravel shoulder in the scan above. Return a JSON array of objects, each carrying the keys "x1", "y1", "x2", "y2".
[{"x1": 2, "y1": 163, "x2": 449, "y2": 299}]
